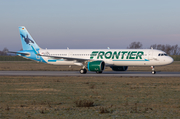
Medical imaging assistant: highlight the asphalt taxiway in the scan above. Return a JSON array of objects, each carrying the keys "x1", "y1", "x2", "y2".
[{"x1": 0, "y1": 71, "x2": 179, "y2": 77}]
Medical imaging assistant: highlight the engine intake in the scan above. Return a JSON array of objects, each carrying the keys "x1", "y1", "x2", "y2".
[
  {"x1": 110, "y1": 66, "x2": 128, "y2": 71},
  {"x1": 87, "y1": 61, "x2": 105, "y2": 72}
]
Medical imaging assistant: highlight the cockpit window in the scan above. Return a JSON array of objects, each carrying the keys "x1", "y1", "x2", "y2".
[{"x1": 158, "y1": 53, "x2": 168, "y2": 56}]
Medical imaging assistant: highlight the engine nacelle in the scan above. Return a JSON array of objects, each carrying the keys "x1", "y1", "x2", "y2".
[
  {"x1": 87, "y1": 61, "x2": 105, "y2": 72},
  {"x1": 110, "y1": 66, "x2": 128, "y2": 71}
]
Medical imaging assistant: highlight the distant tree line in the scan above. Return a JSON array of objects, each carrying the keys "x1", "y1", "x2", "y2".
[
  {"x1": 0, "y1": 56, "x2": 31, "y2": 61},
  {"x1": 127, "y1": 42, "x2": 143, "y2": 49},
  {"x1": 127, "y1": 42, "x2": 180, "y2": 55},
  {"x1": 0, "y1": 48, "x2": 9, "y2": 56},
  {"x1": 150, "y1": 44, "x2": 179, "y2": 55}
]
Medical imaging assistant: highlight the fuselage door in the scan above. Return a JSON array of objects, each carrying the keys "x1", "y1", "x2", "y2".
[
  {"x1": 68, "y1": 52, "x2": 73, "y2": 57},
  {"x1": 148, "y1": 51, "x2": 153, "y2": 60}
]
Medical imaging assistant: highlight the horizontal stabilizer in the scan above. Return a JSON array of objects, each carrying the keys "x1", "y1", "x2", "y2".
[{"x1": 8, "y1": 51, "x2": 30, "y2": 55}]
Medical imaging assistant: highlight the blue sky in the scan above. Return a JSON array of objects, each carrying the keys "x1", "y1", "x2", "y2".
[{"x1": 0, "y1": 0, "x2": 180, "y2": 50}]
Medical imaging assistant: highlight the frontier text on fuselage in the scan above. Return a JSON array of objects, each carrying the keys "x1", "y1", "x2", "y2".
[{"x1": 90, "y1": 51, "x2": 144, "y2": 59}]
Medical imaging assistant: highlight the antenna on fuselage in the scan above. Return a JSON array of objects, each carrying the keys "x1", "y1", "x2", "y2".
[
  {"x1": 107, "y1": 47, "x2": 110, "y2": 49},
  {"x1": 67, "y1": 47, "x2": 69, "y2": 50}
]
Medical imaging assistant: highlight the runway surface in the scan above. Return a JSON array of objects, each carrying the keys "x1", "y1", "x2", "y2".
[{"x1": 0, "y1": 71, "x2": 179, "y2": 77}]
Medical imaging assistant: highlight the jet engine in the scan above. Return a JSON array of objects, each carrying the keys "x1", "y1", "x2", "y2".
[{"x1": 87, "y1": 61, "x2": 105, "y2": 72}]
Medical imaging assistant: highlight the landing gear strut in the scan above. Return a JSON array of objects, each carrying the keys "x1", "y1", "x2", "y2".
[{"x1": 151, "y1": 66, "x2": 156, "y2": 74}]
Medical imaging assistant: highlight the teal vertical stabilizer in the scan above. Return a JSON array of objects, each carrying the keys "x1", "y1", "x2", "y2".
[{"x1": 19, "y1": 26, "x2": 40, "y2": 51}]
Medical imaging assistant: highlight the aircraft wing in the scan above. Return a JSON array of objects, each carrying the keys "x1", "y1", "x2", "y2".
[
  {"x1": 38, "y1": 54, "x2": 93, "y2": 62},
  {"x1": 31, "y1": 45, "x2": 93, "y2": 62}
]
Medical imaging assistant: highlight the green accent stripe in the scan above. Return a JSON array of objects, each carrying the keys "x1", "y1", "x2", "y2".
[
  {"x1": 113, "y1": 59, "x2": 149, "y2": 61},
  {"x1": 48, "y1": 60, "x2": 57, "y2": 62},
  {"x1": 31, "y1": 46, "x2": 38, "y2": 54},
  {"x1": 48, "y1": 59, "x2": 64, "y2": 62}
]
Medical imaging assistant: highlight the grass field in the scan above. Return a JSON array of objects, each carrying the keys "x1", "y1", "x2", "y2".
[
  {"x1": 0, "y1": 61, "x2": 180, "y2": 72},
  {"x1": 0, "y1": 61, "x2": 179, "y2": 118},
  {"x1": 0, "y1": 76, "x2": 180, "y2": 118}
]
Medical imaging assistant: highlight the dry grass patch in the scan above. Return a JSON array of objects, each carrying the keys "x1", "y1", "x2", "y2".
[
  {"x1": 74, "y1": 100, "x2": 94, "y2": 107},
  {"x1": 99, "y1": 107, "x2": 111, "y2": 114},
  {"x1": 15, "y1": 88, "x2": 60, "y2": 91}
]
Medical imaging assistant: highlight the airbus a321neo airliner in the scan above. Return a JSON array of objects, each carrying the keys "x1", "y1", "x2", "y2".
[{"x1": 11, "y1": 26, "x2": 174, "y2": 74}]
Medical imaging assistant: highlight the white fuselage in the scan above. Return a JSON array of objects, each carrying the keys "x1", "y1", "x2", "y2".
[{"x1": 39, "y1": 49, "x2": 173, "y2": 67}]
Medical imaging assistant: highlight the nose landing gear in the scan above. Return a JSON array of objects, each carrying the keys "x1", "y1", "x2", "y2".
[{"x1": 151, "y1": 66, "x2": 156, "y2": 74}]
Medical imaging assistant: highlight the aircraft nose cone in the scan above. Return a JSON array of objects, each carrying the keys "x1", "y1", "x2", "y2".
[{"x1": 167, "y1": 56, "x2": 174, "y2": 64}]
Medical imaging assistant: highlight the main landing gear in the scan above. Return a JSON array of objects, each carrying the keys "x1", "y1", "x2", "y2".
[
  {"x1": 151, "y1": 66, "x2": 156, "y2": 74},
  {"x1": 79, "y1": 69, "x2": 103, "y2": 74},
  {"x1": 79, "y1": 68, "x2": 87, "y2": 74},
  {"x1": 79, "y1": 65, "x2": 87, "y2": 74},
  {"x1": 96, "y1": 71, "x2": 102, "y2": 74}
]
